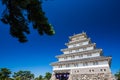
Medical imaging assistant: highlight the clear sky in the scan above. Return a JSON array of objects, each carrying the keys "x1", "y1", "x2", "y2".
[{"x1": 0, "y1": 0, "x2": 120, "y2": 77}]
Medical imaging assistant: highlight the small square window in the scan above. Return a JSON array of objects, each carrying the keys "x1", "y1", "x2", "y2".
[
  {"x1": 76, "y1": 49, "x2": 79, "y2": 52},
  {"x1": 59, "y1": 65, "x2": 62, "y2": 68},
  {"x1": 79, "y1": 43, "x2": 82, "y2": 46},
  {"x1": 104, "y1": 69, "x2": 106, "y2": 71},
  {"x1": 83, "y1": 62, "x2": 88, "y2": 66},
  {"x1": 74, "y1": 63, "x2": 78, "y2": 67},
  {"x1": 76, "y1": 38, "x2": 79, "y2": 40},
  {"x1": 64, "y1": 56, "x2": 67, "y2": 60},
  {"x1": 93, "y1": 61, "x2": 98, "y2": 65},
  {"x1": 83, "y1": 47, "x2": 86, "y2": 50},
  {"x1": 87, "y1": 53, "x2": 92, "y2": 56},
  {"x1": 69, "y1": 50, "x2": 72, "y2": 53},
  {"x1": 71, "y1": 55, "x2": 75, "y2": 59},
  {"x1": 66, "y1": 64, "x2": 69, "y2": 67},
  {"x1": 79, "y1": 54, "x2": 83, "y2": 57},
  {"x1": 89, "y1": 70, "x2": 91, "y2": 72},
  {"x1": 73, "y1": 44, "x2": 76, "y2": 47}
]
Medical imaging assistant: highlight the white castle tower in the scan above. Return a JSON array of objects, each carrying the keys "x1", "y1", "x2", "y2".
[{"x1": 50, "y1": 32, "x2": 115, "y2": 80}]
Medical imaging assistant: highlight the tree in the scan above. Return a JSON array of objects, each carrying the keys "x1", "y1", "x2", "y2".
[
  {"x1": 0, "y1": 68, "x2": 11, "y2": 80},
  {"x1": 115, "y1": 70, "x2": 120, "y2": 80},
  {"x1": 13, "y1": 70, "x2": 34, "y2": 80},
  {"x1": 1, "y1": 0, "x2": 55, "y2": 43},
  {"x1": 35, "y1": 75, "x2": 43, "y2": 80},
  {"x1": 44, "y1": 72, "x2": 51, "y2": 80}
]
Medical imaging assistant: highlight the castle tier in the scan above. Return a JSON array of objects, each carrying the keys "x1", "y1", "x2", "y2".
[{"x1": 50, "y1": 32, "x2": 115, "y2": 80}]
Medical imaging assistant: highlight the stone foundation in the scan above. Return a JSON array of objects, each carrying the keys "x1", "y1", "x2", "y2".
[
  {"x1": 68, "y1": 73, "x2": 114, "y2": 80},
  {"x1": 50, "y1": 73, "x2": 115, "y2": 80}
]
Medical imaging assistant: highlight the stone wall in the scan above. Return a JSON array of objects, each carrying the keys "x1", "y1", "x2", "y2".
[
  {"x1": 71, "y1": 67, "x2": 111, "y2": 74},
  {"x1": 68, "y1": 73, "x2": 114, "y2": 80},
  {"x1": 50, "y1": 67, "x2": 115, "y2": 80},
  {"x1": 50, "y1": 73, "x2": 115, "y2": 80}
]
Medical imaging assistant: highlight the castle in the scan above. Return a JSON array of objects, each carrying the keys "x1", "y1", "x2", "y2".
[{"x1": 50, "y1": 32, "x2": 115, "y2": 80}]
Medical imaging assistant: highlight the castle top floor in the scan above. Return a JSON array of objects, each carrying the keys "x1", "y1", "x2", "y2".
[{"x1": 69, "y1": 32, "x2": 87, "y2": 43}]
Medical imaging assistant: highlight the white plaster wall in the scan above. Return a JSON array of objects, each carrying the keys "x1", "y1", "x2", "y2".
[
  {"x1": 62, "y1": 65, "x2": 66, "y2": 68},
  {"x1": 64, "y1": 44, "x2": 94, "y2": 54},
  {"x1": 76, "y1": 44, "x2": 80, "y2": 47},
  {"x1": 78, "y1": 63, "x2": 83, "y2": 66},
  {"x1": 53, "y1": 66, "x2": 58, "y2": 68},
  {"x1": 70, "y1": 64, "x2": 74, "y2": 67},
  {"x1": 72, "y1": 50, "x2": 76, "y2": 53},
  {"x1": 82, "y1": 41, "x2": 89, "y2": 45},
  {"x1": 52, "y1": 61, "x2": 109, "y2": 70},
  {"x1": 88, "y1": 62, "x2": 94, "y2": 66},
  {"x1": 67, "y1": 57, "x2": 71, "y2": 60},
  {"x1": 53, "y1": 64, "x2": 109, "y2": 70},
  {"x1": 64, "y1": 51, "x2": 69, "y2": 54},
  {"x1": 83, "y1": 54, "x2": 88, "y2": 58},
  {"x1": 68, "y1": 41, "x2": 89, "y2": 48},
  {"x1": 58, "y1": 58, "x2": 64, "y2": 61},
  {"x1": 79, "y1": 48, "x2": 83, "y2": 52},
  {"x1": 86, "y1": 46, "x2": 94, "y2": 50},
  {"x1": 58, "y1": 52, "x2": 101, "y2": 61},
  {"x1": 68, "y1": 45, "x2": 73, "y2": 48},
  {"x1": 75, "y1": 56, "x2": 79, "y2": 59},
  {"x1": 92, "y1": 52, "x2": 100, "y2": 57},
  {"x1": 99, "y1": 60, "x2": 108, "y2": 65}
]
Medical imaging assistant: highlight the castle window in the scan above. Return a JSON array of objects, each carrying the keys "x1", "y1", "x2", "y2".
[
  {"x1": 79, "y1": 54, "x2": 83, "y2": 57},
  {"x1": 76, "y1": 49, "x2": 79, "y2": 52},
  {"x1": 83, "y1": 47, "x2": 87, "y2": 50},
  {"x1": 75, "y1": 70, "x2": 76, "y2": 73},
  {"x1": 104, "y1": 69, "x2": 106, "y2": 71},
  {"x1": 69, "y1": 50, "x2": 72, "y2": 53},
  {"x1": 73, "y1": 44, "x2": 76, "y2": 47},
  {"x1": 100, "y1": 69, "x2": 102, "y2": 71},
  {"x1": 79, "y1": 43, "x2": 82, "y2": 46},
  {"x1": 83, "y1": 62, "x2": 88, "y2": 66},
  {"x1": 93, "y1": 61, "x2": 98, "y2": 65},
  {"x1": 64, "y1": 56, "x2": 67, "y2": 60},
  {"x1": 76, "y1": 38, "x2": 79, "y2": 40},
  {"x1": 66, "y1": 64, "x2": 70, "y2": 67},
  {"x1": 89, "y1": 70, "x2": 91, "y2": 72},
  {"x1": 71, "y1": 55, "x2": 75, "y2": 59},
  {"x1": 74, "y1": 63, "x2": 78, "y2": 67},
  {"x1": 87, "y1": 53, "x2": 92, "y2": 56},
  {"x1": 59, "y1": 65, "x2": 62, "y2": 68}
]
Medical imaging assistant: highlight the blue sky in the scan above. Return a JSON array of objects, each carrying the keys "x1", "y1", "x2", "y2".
[{"x1": 0, "y1": 0, "x2": 120, "y2": 77}]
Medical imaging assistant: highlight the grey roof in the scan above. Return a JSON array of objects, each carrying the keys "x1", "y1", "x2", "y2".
[
  {"x1": 51, "y1": 56, "x2": 111, "y2": 66},
  {"x1": 56, "y1": 49, "x2": 102, "y2": 58}
]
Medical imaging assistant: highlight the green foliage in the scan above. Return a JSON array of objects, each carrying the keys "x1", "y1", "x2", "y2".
[
  {"x1": 44, "y1": 72, "x2": 51, "y2": 80},
  {"x1": 0, "y1": 68, "x2": 11, "y2": 80},
  {"x1": 0, "y1": 68, "x2": 52, "y2": 80},
  {"x1": 115, "y1": 70, "x2": 120, "y2": 80},
  {"x1": 1, "y1": 0, "x2": 55, "y2": 43},
  {"x1": 35, "y1": 75, "x2": 43, "y2": 80},
  {"x1": 13, "y1": 70, "x2": 34, "y2": 80}
]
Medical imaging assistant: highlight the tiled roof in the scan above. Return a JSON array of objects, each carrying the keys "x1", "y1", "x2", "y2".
[
  {"x1": 51, "y1": 56, "x2": 111, "y2": 66},
  {"x1": 56, "y1": 49, "x2": 102, "y2": 58}
]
